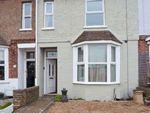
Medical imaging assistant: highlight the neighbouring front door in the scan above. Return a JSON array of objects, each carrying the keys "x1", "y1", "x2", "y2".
[
  {"x1": 47, "y1": 60, "x2": 56, "y2": 93},
  {"x1": 27, "y1": 61, "x2": 35, "y2": 88}
]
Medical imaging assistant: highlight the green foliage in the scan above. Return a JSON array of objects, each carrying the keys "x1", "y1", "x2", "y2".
[
  {"x1": 0, "y1": 92, "x2": 4, "y2": 94},
  {"x1": 54, "y1": 95, "x2": 62, "y2": 102},
  {"x1": 147, "y1": 96, "x2": 150, "y2": 100},
  {"x1": 77, "y1": 98, "x2": 84, "y2": 100},
  {"x1": 0, "y1": 102, "x2": 12, "y2": 109}
]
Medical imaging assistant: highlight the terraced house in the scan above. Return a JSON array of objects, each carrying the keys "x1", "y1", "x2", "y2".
[
  {"x1": 0, "y1": 0, "x2": 36, "y2": 96},
  {"x1": 36, "y1": 0, "x2": 139, "y2": 101}
]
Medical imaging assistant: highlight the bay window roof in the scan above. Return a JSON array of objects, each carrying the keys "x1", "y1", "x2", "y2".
[
  {"x1": 72, "y1": 31, "x2": 122, "y2": 45},
  {"x1": 0, "y1": 36, "x2": 8, "y2": 46}
]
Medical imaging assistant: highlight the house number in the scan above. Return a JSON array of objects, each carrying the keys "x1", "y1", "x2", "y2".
[{"x1": 47, "y1": 52, "x2": 57, "y2": 58}]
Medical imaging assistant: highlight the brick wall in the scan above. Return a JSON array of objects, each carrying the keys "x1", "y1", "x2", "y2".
[
  {"x1": 9, "y1": 39, "x2": 35, "y2": 78},
  {"x1": 13, "y1": 86, "x2": 39, "y2": 108},
  {"x1": 138, "y1": 35, "x2": 150, "y2": 86},
  {"x1": 0, "y1": 0, "x2": 35, "y2": 45},
  {"x1": 136, "y1": 87, "x2": 150, "y2": 97}
]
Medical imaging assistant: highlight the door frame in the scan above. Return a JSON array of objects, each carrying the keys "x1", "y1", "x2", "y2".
[
  {"x1": 44, "y1": 49, "x2": 57, "y2": 94},
  {"x1": 24, "y1": 49, "x2": 35, "y2": 89}
]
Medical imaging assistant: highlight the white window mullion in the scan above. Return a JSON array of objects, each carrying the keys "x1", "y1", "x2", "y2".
[
  {"x1": 73, "y1": 47, "x2": 77, "y2": 83},
  {"x1": 107, "y1": 44, "x2": 111, "y2": 83},
  {"x1": 84, "y1": 45, "x2": 88, "y2": 83},
  {"x1": 116, "y1": 46, "x2": 120, "y2": 83}
]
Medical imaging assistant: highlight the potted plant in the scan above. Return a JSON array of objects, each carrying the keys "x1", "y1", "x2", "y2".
[
  {"x1": 0, "y1": 102, "x2": 13, "y2": 113},
  {"x1": 0, "y1": 93, "x2": 4, "y2": 99}
]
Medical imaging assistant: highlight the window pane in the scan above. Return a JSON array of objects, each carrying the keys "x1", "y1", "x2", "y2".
[
  {"x1": 25, "y1": 4, "x2": 31, "y2": 15},
  {"x1": 45, "y1": 15, "x2": 53, "y2": 27},
  {"x1": 77, "y1": 65, "x2": 84, "y2": 82},
  {"x1": 25, "y1": 17, "x2": 31, "y2": 28},
  {"x1": 78, "y1": 47, "x2": 84, "y2": 62},
  {"x1": 46, "y1": 3, "x2": 52, "y2": 13},
  {"x1": 111, "y1": 47, "x2": 116, "y2": 62},
  {"x1": 111, "y1": 64, "x2": 116, "y2": 82},
  {"x1": 88, "y1": 45, "x2": 107, "y2": 62},
  {"x1": 86, "y1": 13, "x2": 103, "y2": 26},
  {"x1": 87, "y1": 0, "x2": 103, "y2": 11},
  {"x1": 0, "y1": 66, "x2": 4, "y2": 80},
  {"x1": 0, "y1": 50, "x2": 4, "y2": 64},
  {"x1": 88, "y1": 64, "x2": 107, "y2": 82},
  {"x1": 27, "y1": 52, "x2": 35, "y2": 59}
]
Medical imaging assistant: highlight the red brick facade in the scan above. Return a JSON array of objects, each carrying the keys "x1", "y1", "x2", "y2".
[
  {"x1": 9, "y1": 39, "x2": 35, "y2": 78},
  {"x1": 138, "y1": 35, "x2": 150, "y2": 86},
  {"x1": 0, "y1": 0, "x2": 35, "y2": 78}
]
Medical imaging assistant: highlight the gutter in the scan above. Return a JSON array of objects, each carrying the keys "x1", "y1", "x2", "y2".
[{"x1": 35, "y1": 0, "x2": 38, "y2": 86}]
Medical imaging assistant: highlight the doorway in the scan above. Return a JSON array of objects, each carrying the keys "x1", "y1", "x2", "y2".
[
  {"x1": 46, "y1": 59, "x2": 57, "y2": 93},
  {"x1": 26, "y1": 61, "x2": 35, "y2": 88}
]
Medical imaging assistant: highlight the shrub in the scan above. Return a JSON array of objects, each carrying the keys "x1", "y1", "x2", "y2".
[
  {"x1": 54, "y1": 95, "x2": 62, "y2": 102},
  {"x1": 77, "y1": 98, "x2": 84, "y2": 100},
  {"x1": 0, "y1": 102, "x2": 12, "y2": 109},
  {"x1": 0, "y1": 92, "x2": 4, "y2": 94}
]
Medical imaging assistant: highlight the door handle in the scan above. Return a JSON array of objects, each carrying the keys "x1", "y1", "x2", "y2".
[{"x1": 50, "y1": 77, "x2": 53, "y2": 79}]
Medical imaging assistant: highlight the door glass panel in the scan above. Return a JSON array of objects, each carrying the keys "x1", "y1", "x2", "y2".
[
  {"x1": 49, "y1": 64, "x2": 51, "y2": 76},
  {"x1": 52, "y1": 65, "x2": 54, "y2": 76}
]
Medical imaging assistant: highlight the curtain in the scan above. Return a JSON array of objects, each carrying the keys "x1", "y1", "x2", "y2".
[
  {"x1": 77, "y1": 65, "x2": 84, "y2": 82},
  {"x1": 88, "y1": 64, "x2": 107, "y2": 82},
  {"x1": 0, "y1": 50, "x2": 4, "y2": 64},
  {"x1": 111, "y1": 64, "x2": 116, "y2": 82}
]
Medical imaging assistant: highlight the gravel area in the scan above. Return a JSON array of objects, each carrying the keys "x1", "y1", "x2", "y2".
[
  {"x1": 0, "y1": 98, "x2": 13, "y2": 106},
  {"x1": 47, "y1": 101, "x2": 150, "y2": 113}
]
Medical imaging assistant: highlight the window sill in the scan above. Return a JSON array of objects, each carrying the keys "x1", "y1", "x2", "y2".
[
  {"x1": 73, "y1": 82, "x2": 120, "y2": 85},
  {"x1": 41, "y1": 27, "x2": 55, "y2": 31},
  {"x1": 83, "y1": 26, "x2": 108, "y2": 29},
  {"x1": 19, "y1": 29, "x2": 32, "y2": 32},
  {"x1": 0, "y1": 81, "x2": 10, "y2": 84}
]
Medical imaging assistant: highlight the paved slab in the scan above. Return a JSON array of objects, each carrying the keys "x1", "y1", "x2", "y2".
[{"x1": 14, "y1": 97, "x2": 54, "y2": 113}]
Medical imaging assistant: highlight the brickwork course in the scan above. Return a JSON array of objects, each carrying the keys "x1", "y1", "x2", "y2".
[
  {"x1": 138, "y1": 35, "x2": 150, "y2": 86},
  {"x1": 13, "y1": 86, "x2": 39, "y2": 108},
  {"x1": 0, "y1": 0, "x2": 36, "y2": 78}
]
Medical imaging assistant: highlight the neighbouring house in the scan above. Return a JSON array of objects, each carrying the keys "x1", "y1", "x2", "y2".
[
  {"x1": 0, "y1": 0, "x2": 36, "y2": 96},
  {"x1": 138, "y1": 0, "x2": 150, "y2": 86},
  {"x1": 36, "y1": 0, "x2": 139, "y2": 101}
]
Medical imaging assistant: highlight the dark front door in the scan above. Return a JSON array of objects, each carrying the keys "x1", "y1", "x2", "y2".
[{"x1": 27, "y1": 61, "x2": 35, "y2": 88}]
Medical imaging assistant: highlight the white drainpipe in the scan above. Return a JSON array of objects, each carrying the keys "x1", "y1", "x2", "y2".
[{"x1": 35, "y1": 0, "x2": 38, "y2": 86}]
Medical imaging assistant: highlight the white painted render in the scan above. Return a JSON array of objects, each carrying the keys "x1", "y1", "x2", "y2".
[
  {"x1": 139, "y1": 0, "x2": 150, "y2": 35},
  {"x1": 36, "y1": 0, "x2": 139, "y2": 101}
]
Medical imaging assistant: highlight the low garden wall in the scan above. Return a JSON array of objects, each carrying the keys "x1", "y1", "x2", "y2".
[
  {"x1": 136, "y1": 87, "x2": 150, "y2": 97},
  {"x1": 13, "y1": 86, "x2": 39, "y2": 109}
]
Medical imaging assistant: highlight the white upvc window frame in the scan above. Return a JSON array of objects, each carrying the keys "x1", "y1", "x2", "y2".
[
  {"x1": 44, "y1": 2, "x2": 54, "y2": 29},
  {"x1": 22, "y1": 3, "x2": 32, "y2": 30},
  {"x1": 0, "y1": 47, "x2": 9, "y2": 81},
  {"x1": 73, "y1": 42, "x2": 120, "y2": 84},
  {"x1": 85, "y1": 0, "x2": 105, "y2": 27}
]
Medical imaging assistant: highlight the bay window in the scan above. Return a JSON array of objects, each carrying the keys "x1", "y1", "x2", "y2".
[
  {"x1": 86, "y1": 0, "x2": 105, "y2": 26},
  {"x1": 73, "y1": 43, "x2": 120, "y2": 84},
  {"x1": 0, "y1": 48, "x2": 8, "y2": 81}
]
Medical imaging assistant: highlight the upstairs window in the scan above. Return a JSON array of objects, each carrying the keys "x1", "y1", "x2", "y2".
[
  {"x1": 44, "y1": 2, "x2": 54, "y2": 28},
  {"x1": 86, "y1": 0, "x2": 104, "y2": 26},
  {"x1": 22, "y1": 3, "x2": 32, "y2": 29}
]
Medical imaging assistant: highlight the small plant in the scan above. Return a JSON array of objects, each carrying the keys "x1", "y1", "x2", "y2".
[
  {"x1": 77, "y1": 98, "x2": 84, "y2": 100},
  {"x1": 0, "y1": 92, "x2": 3, "y2": 94},
  {"x1": 146, "y1": 96, "x2": 150, "y2": 100},
  {"x1": 54, "y1": 95, "x2": 62, "y2": 102},
  {"x1": 0, "y1": 102, "x2": 12, "y2": 110}
]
